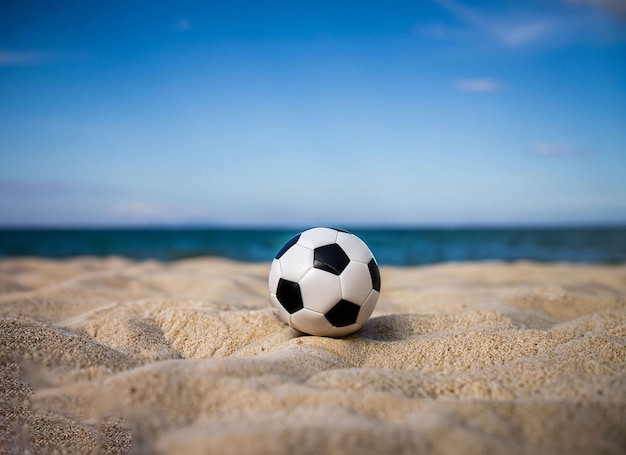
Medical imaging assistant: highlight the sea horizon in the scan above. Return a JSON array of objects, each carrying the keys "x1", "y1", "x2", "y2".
[
  {"x1": 1, "y1": 224, "x2": 625, "y2": 266},
  {"x1": 2, "y1": 220, "x2": 626, "y2": 229}
]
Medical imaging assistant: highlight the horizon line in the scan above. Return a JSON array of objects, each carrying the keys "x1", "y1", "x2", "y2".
[{"x1": 1, "y1": 221, "x2": 626, "y2": 230}]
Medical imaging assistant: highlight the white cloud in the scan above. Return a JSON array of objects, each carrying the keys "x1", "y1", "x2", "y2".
[
  {"x1": 0, "y1": 49, "x2": 58, "y2": 66},
  {"x1": 432, "y1": 0, "x2": 556, "y2": 47},
  {"x1": 532, "y1": 144, "x2": 591, "y2": 156},
  {"x1": 499, "y1": 21, "x2": 555, "y2": 46},
  {"x1": 456, "y1": 78, "x2": 501, "y2": 92}
]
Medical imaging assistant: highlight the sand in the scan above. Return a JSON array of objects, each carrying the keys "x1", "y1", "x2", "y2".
[{"x1": 1, "y1": 257, "x2": 625, "y2": 454}]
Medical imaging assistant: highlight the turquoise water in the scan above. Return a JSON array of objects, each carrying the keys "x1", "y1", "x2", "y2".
[{"x1": 1, "y1": 227, "x2": 625, "y2": 265}]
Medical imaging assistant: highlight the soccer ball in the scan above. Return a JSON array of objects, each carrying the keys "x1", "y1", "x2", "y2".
[{"x1": 268, "y1": 227, "x2": 381, "y2": 337}]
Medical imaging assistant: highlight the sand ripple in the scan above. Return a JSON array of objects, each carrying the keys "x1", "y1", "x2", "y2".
[{"x1": 1, "y1": 258, "x2": 625, "y2": 454}]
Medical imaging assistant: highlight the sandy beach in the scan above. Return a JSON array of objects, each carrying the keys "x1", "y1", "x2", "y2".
[{"x1": 1, "y1": 257, "x2": 625, "y2": 454}]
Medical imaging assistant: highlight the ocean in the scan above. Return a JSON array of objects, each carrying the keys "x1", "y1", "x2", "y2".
[{"x1": 0, "y1": 227, "x2": 625, "y2": 266}]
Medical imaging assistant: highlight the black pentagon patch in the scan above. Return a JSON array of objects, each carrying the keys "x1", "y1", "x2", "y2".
[
  {"x1": 314, "y1": 244, "x2": 350, "y2": 275},
  {"x1": 276, "y1": 278, "x2": 303, "y2": 314},
  {"x1": 275, "y1": 234, "x2": 301, "y2": 259},
  {"x1": 368, "y1": 258, "x2": 381, "y2": 292},
  {"x1": 325, "y1": 299, "x2": 360, "y2": 327}
]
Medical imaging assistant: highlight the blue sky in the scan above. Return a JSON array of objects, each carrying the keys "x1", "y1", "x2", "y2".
[{"x1": 1, "y1": 0, "x2": 625, "y2": 226}]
